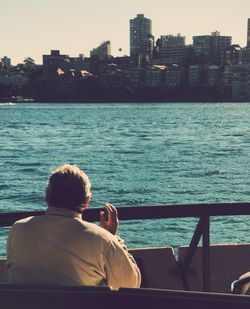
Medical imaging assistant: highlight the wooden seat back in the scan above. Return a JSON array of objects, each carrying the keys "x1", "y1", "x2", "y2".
[
  {"x1": 178, "y1": 244, "x2": 250, "y2": 293},
  {"x1": 129, "y1": 246, "x2": 183, "y2": 290},
  {"x1": 0, "y1": 260, "x2": 8, "y2": 283}
]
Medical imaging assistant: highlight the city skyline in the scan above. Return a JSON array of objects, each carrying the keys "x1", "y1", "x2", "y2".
[{"x1": 1, "y1": 0, "x2": 250, "y2": 65}]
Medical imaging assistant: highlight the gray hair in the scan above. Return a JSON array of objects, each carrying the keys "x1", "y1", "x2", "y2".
[{"x1": 46, "y1": 164, "x2": 91, "y2": 212}]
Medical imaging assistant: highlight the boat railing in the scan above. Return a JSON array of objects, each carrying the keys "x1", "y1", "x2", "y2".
[{"x1": 0, "y1": 202, "x2": 250, "y2": 293}]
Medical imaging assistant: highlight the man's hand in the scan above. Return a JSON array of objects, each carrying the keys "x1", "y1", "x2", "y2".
[{"x1": 100, "y1": 203, "x2": 119, "y2": 235}]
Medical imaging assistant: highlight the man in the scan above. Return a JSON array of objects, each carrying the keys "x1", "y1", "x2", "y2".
[
  {"x1": 232, "y1": 272, "x2": 250, "y2": 295},
  {"x1": 6, "y1": 164, "x2": 141, "y2": 290}
]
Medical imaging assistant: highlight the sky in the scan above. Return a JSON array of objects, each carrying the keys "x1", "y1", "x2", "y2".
[{"x1": 1, "y1": 0, "x2": 250, "y2": 65}]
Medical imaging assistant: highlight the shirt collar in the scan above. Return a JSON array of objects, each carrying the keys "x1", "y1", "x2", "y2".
[{"x1": 46, "y1": 207, "x2": 82, "y2": 219}]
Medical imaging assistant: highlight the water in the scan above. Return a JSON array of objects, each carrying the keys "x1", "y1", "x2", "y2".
[{"x1": 0, "y1": 102, "x2": 250, "y2": 258}]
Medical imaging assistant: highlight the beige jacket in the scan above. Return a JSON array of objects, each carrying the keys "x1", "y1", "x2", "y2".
[{"x1": 6, "y1": 207, "x2": 141, "y2": 290}]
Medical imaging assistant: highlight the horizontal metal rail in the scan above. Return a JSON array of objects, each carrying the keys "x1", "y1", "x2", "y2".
[
  {"x1": 0, "y1": 202, "x2": 249, "y2": 227},
  {"x1": 0, "y1": 202, "x2": 249, "y2": 292}
]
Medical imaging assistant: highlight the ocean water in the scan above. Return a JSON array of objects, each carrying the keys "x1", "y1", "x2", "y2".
[{"x1": 0, "y1": 102, "x2": 250, "y2": 257}]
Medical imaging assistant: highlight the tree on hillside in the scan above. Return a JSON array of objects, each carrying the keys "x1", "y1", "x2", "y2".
[{"x1": 23, "y1": 57, "x2": 36, "y2": 71}]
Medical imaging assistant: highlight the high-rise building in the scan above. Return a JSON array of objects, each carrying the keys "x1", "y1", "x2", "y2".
[
  {"x1": 158, "y1": 34, "x2": 185, "y2": 49},
  {"x1": 90, "y1": 41, "x2": 111, "y2": 60},
  {"x1": 1, "y1": 56, "x2": 11, "y2": 70},
  {"x1": 193, "y1": 31, "x2": 231, "y2": 65},
  {"x1": 130, "y1": 14, "x2": 154, "y2": 64},
  {"x1": 155, "y1": 34, "x2": 190, "y2": 65},
  {"x1": 247, "y1": 19, "x2": 250, "y2": 47}
]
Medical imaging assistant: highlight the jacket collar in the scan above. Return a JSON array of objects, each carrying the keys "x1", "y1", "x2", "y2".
[{"x1": 46, "y1": 207, "x2": 82, "y2": 219}]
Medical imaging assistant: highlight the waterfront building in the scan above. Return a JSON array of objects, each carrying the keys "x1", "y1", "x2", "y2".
[
  {"x1": 193, "y1": 31, "x2": 231, "y2": 65},
  {"x1": 188, "y1": 65, "x2": 202, "y2": 86},
  {"x1": 90, "y1": 41, "x2": 111, "y2": 60},
  {"x1": 188, "y1": 64, "x2": 221, "y2": 87},
  {"x1": 47, "y1": 70, "x2": 76, "y2": 100},
  {"x1": 0, "y1": 70, "x2": 29, "y2": 87},
  {"x1": 145, "y1": 65, "x2": 166, "y2": 87},
  {"x1": 1, "y1": 56, "x2": 11, "y2": 70},
  {"x1": 130, "y1": 14, "x2": 154, "y2": 65},
  {"x1": 222, "y1": 65, "x2": 233, "y2": 86},
  {"x1": 207, "y1": 65, "x2": 220, "y2": 86},
  {"x1": 43, "y1": 50, "x2": 88, "y2": 78},
  {"x1": 99, "y1": 63, "x2": 124, "y2": 88},
  {"x1": 232, "y1": 64, "x2": 250, "y2": 101},
  {"x1": 164, "y1": 64, "x2": 184, "y2": 87},
  {"x1": 42, "y1": 50, "x2": 92, "y2": 100},
  {"x1": 223, "y1": 45, "x2": 242, "y2": 66},
  {"x1": 68, "y1": 54, "x2": 90, "y2": 72},
  {"x1": 155, "y1": 45, "x2": 191, "y2": 65},
  {"x1": 43, "y1": 50, "x2": 70, "y2": 78},
  {"x1": 154, "y1": 34, "x2": 190, "y2": 65},
  {"x1": 125, "y1": 64, "x2": 183, "y2": 88},
  {"x1": 43, "y1": 50, "x2": 71, "y2": 99},
  {"x1": 123, "y1": 67, "x2": 146, "y2": 89}
]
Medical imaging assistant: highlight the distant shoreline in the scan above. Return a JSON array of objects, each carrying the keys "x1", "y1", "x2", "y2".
[{"x1": 1, "y1": 100, "x2": 250, "y2": 104}]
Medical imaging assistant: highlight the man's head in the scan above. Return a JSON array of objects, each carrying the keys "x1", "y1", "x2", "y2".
[{"x1": 45, "y1": 164, "x2": 91, "y2": 213}]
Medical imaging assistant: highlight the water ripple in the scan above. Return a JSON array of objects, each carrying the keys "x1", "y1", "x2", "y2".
[{"x1": 0, "y1": 102, "x2": 250, "y2": 256}]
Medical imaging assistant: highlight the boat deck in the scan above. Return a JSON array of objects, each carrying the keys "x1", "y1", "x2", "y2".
[{"x1": 0, "y1": 203, "x2": 250, "y2": 307}]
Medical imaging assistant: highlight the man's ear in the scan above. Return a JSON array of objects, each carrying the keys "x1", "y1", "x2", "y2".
[{"x1": 83, "y1": 193, "x2": 92, "y2": 209}]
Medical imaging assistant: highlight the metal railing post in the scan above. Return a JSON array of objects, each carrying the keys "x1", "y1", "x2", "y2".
[
  {"x1": 180, "y1": 217, "x2": 204, "y2": 290},
  {"x1": 202, "y1": 216, "x2": 210, "y2": 292}
]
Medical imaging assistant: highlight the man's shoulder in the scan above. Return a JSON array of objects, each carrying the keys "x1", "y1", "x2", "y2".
[
  {"x1": 13, "y1": 216, "x2": 34, "y2": 225},
  {"x1": 12, "y1": 215, "x2": 44, "y2": 230},
  {"x1": 77, "y1": 219, "x2": 116, "y2": 241},
  {"x1": 78, "y1": 219, "x2": 108, "y2": 234}
]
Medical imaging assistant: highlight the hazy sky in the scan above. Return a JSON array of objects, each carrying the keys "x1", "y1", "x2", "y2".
[{"x1": 1, "y1": 0, "x2": 250, "y2": 64}]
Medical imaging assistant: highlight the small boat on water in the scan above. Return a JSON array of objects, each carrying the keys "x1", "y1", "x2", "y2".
[
  {"x1": 0, "y1": 202, "x2": 249, "y2": 308},
  {"x1": 0, "y1": 102, "x2": 15, "y2": 106}
]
